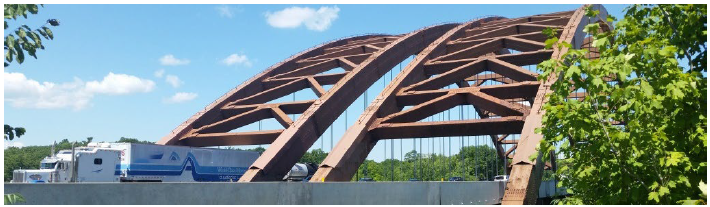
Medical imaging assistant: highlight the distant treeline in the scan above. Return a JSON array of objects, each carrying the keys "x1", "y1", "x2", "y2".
[
  {"x1": 298, "y1": 145, "x2": 521, "y2": 182},
  {"x1": 5, "y1": 139, "x2": 552, "y2": 182}
]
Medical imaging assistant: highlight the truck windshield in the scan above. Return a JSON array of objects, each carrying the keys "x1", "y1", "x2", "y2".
[{"x1": 40, "y1": 162, "x2": 57, "y2": 169}]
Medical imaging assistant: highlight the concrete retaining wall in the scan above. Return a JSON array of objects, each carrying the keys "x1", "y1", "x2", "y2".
[{"x1": 4, "y1": 181, "x2": 507, "y2": 205}]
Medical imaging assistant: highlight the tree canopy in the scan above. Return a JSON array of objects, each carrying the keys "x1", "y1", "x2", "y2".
[
  {"x1": 4, "y1": 4, "x2": 60, "y2": 66},
  {"x1": 536, "y1": 4, "x2": 706, "y2": 204}
]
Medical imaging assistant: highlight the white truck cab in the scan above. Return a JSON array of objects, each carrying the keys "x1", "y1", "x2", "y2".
[{"x1": 12, "y1": 146, "x2": 121, "y2": 183}]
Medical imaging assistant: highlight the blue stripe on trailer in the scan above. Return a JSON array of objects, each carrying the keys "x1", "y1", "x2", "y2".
[{"x1": 116, "y1": 152, "x2": 248, "y2": 181}]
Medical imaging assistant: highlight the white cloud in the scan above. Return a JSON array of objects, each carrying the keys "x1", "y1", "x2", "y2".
[
  {"x1": 4, "y1": 71, "x2": 155, "y2": 110},
  {"x1": 165, "y1": 74, "x2": 183, "y2": 88},
  {"x1": 4, "y1": 140, "x2": 24, "y2": 149},
  {"x1": 216, "y1": 5, "x2": 236, "y2": 18},
  {"x1": 221, "y1": 53, "x2": 252, "y2": 67},
  {"x1": 5, "y1": 72, "x2": 93, "y2": 110},
  {"x1": 159, "y1": 54, "x2": 190, "y2": 66},
  {"x1": 154, "y1": 69, "x2": 165, "y2": 78},
  {"x1": 86, "y1": 72, "x2": 156, "y2": 95},
  {"x1": 163, "y1": 92, "x2": 198, "y2": 104},
  {"x1": 265, "y1": 6, "x2": 340, "y2": 31}
]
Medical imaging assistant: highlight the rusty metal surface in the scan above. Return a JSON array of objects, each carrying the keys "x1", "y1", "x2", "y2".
[
  {"x1": 502, "y1": 4, "x2": 610, "y2": 205},
  {"x1": 238, "y1": 23, "x2": 459, "y2": 182},
  {"x1": 311, "y1": 8, "x2": 579, "y2": 182}
]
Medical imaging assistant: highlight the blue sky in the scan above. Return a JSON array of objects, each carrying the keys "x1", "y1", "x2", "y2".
[{"x1": 4, "y1": 4, "x2": 628, "y2": 161}]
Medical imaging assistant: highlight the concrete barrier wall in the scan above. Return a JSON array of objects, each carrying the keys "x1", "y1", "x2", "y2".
[{"x1": 4, "y1": 181, "x2": 507, "y2": 205}]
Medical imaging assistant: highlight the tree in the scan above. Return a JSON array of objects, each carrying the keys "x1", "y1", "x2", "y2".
[
  {"x1": 404, "y1": 150, "x2": 419, "y2": 162},
  {"x1": 4, "y1": 4, "x2": 60, "y2": 144},
  {"x1": 246, "y1": 146, "x2": 266, "y2": 154},
  {"x1": 536, "y1": 4, "x2": 706, "y2": 204},
  {"x1": 299, "y1": 149, "x2": 328, "y2": 164},
  {"x1": 116, "y1": 137, "x2": 154, "y2": 144},
  {"x1": 4, "y1": 125, "x2": 25, "y2": 140},
  {"x1": 4, "y1": 193, "x2": 24, "y2": 205},
  {"x1": 4, "y1": 4, "x2": 60, "y2": 66}
]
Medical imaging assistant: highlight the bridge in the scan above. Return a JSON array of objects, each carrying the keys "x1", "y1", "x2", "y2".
[
  {"x1": 4, "y1": 5, "x2": 610, "y2": 205},
  {"x1": 4, "y1": 180, "x2": 565, "y2": 205},
  {"x1": 156, "y1": 4, "x2": 608, "y2": 205}
]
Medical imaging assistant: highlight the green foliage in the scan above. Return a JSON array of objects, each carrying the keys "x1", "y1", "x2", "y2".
[
  {"x1": 4, "y1": 4, "x2": 60, "y2": 66},
  {"x1": 536, "y1": 4, "x2": 706, "y2": 204},
  {"x1": 116, "y1": 137, "x2": 154, "y2": 144},
  {"x1": 4, "y1": 124, "x2": 26, "y2": 140},
  {"x1": 4, "y1": 193, "x2": 25, "y2": 205},
  {"x1": 245, "y1": 146, "x2": 266, "y2": 154},
  {"x1": 299, "y1": 149, "x2": 328, "y2": 164},
  {"x1": 4, "y1": 137, "x2": 152, "y2": 181},
  {"x1": 350, "y1": 145, "x2": 503, "y2": 182},
  {"x1": 223, "y1": 146, "x2": 266, "y2": 155}
]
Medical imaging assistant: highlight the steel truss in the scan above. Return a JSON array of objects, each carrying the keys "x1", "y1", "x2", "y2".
[{"x1": 158, "y1": 4, "x2": 609, "y2": 205}]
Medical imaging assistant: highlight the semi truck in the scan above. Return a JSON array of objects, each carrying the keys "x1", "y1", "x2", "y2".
[
  {"x1": 12, "y1": 142, "x2": 260, "y2": 183},
  {"x1": 282, "y1": 163, "x2": 318, "y2": 182}
]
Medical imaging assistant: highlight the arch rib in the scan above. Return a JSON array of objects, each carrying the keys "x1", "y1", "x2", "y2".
[
  {"x1": 502, "y1": 4, "x2": 609, "y2": 205},
  {"x1": 156, "y1": 34, "x2": 389, "y2": 146},
  {"x1": 238, "y1": 23, "x2": 459, "y2": 182},
  {"x1": 309, "y1": 16, "x2": 507, "y2": 182}
]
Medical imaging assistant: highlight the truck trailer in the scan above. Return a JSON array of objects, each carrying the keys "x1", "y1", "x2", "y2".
[{"x1": 12, "y1": 142, "x2": 260, "y2": 183}]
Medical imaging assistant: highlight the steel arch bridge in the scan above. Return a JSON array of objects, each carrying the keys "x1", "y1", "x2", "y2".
[{"x1": 157, "y1": 4, "x2": 609, "y2": 205}]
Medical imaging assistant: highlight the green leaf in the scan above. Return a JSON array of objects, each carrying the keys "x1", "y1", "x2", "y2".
[
  {"x1": 4, "y1": 193, "x2": 25, "y2": 205},
  {"x1": 584, "y1": 6, "x2": 600, "y2": 18},
  {"x1": 640, "y1": 81, "x2": 653, "y2": 97},
  {"x1": 659, "y1": 46, "x2": 677, "y2": 57},
  {"x1": 43, "y1": 27, "x2": 53, "y2": 40},
  {"x1": 13, "y1": 40, "x2": 24, "y2": 64},
  {"x1": 592, "y1": 37, "x2": 609, "y2": 48},
  {"x1": 583, "y1": 23, "x2": 601, "y2": 34},
  {"x1": 5, "y1": 35, "x2": 15, "y2": 49},
  {"x1": 36, "y1": 28, "x2": 48, "y2": 39},
  {"x1": 565, "y1": 65, "x2": 580, "y2": 79},
  {"x1": 659, "y1": 186, "x2": 670, "y2": 196},
  {"x1": 699, "y1": 181, "x2": 707, "y2": 196},
  {"x1": 648, "y1": 192, "x2": 660, "y2": 203},
  {"x1": 15, "y1": 28, "x2": 26, "y2": 39},
  {"x1": 591, "y1": 77, "x2": 603, "y2": 87},
  {"x1": 624, "y1": 53, "x2": 635, "y2": 61},
  {"x1": 28, "y1": 4, "x2": 39, "y2": 14},
  {"x1": 545, "y1": 37, "x2": 559, "y2": 49},
  {"x1": 5, "y1": 49, "x2": 13, "y2": 63}
]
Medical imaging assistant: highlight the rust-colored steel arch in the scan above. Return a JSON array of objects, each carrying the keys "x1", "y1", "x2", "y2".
[
  {"x1": 503, "y1": 5, "x2": 609, "y2": 205},
  {"x1": 310, "y1": 4, "x2": 609, "y2": 205},
  {"x1": 239, "y1": 24, "x2": 459, "y2": 181},
  {"x1": 310, "y1": 8, "x2": 578, "y2": 182},
  {"x1": 157, "y1": 4, "x2": 608, "y2": 203}
]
